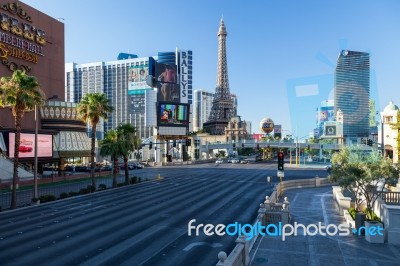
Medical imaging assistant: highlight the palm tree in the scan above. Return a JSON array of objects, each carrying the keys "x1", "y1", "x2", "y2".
[
  {"x1": 99, "y1": 130, "x2": 121, "y2": 188},
  {"x1": 0, "y1": 70, "x2": 43, "y2": 209},
  {"x1": 117, "y1": 123, "x2": 138, "y2": 185},
  {"x1": 77, "y1": 93, "x2": 113, "y2": 190}
]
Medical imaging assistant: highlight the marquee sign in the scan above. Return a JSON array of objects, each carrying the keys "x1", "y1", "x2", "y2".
[{"x1": 0, "y1": 2, "x2": 46, "y2": 72}]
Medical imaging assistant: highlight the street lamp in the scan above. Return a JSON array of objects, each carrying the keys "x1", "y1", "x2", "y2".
[
  {"x1": 34, "y1": 95, "x2": 58, "y2": 200},
  {"x1": 282, "y1": 130, "x2": 298, "y2": 166},
  {"x1": 377, "y1": 111, "x2": 384, "y2": 156}
]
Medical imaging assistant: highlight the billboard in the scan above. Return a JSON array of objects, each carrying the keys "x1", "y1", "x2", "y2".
[
  {"x1": 155, "y1": 62, "x2": 180, "y2": 103},
  {"x1": 325, "y1": 125, "x2": 337, "y2": 136},
  {"x1": 274, "y1": 124, "x2": 282, "y2": 138},
  {"x1": 8, "y1": 133, "x2": 53, "y2": 158},
  {"x1": 178, "y1": 50, "x2": 193, "y2": 104},
  {"x1": 157, "y1": 102, "x2": 189, "y2": 127},
  {"x1": 128, "y1": 65, "x2": 152, "y2": 95}
]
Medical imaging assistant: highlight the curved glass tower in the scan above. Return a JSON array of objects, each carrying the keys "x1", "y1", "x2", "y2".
[{"x1": 334, "y1": 50, "x2": 370, "y2": 141}]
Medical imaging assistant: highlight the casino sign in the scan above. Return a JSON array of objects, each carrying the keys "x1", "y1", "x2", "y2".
[
  {"x1": 260, "y1": 117, "x2": 275, "y2": 134},
  {"x1": 0, "y1": 1, "x2": 46, "y2": 72}
]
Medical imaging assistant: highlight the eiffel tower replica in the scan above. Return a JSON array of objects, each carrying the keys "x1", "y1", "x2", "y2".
[{"x1": 203, "y1": 18, "x2": 235, "y2": 135}]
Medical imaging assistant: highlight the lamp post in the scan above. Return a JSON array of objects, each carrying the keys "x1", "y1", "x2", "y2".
[
  {"x1": 377, "y1": 112, "x2": 384, "y2": 156},
  {"x1": 282, "y1": 130, "x2": 298, "y2": 166},
  {"x1": 33, "y1": 104, "x2": 39, "y2": 200},
  {"x1": 34, "y1": 95, "x2": 58, "y2": 200}
]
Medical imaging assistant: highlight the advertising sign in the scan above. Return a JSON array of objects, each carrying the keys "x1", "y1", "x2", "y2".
[
  {"x1": 274, "y1": 124, "x2": 282, "y2": 138},
  {"x1": 155, "y1": 62, "x2": 180, "y2": 103},
  {"x1": 179, "y1": 50, "x2": 192, "y2": 104},
  {"x1": 157, "y1": 102, "x2": 189, "y2": 127},
  {"x1": 8, "y1": 133, "x2": 53, "y2": 158},
  {"x1": 128, "y1": 65, "x2": 151, "y2": 95},
  {"x1": 325, "y1": 125, "x2": 337, "y2": 136}
]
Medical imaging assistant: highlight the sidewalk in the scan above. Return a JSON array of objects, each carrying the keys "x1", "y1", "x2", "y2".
[{"x1": 249, "y1": 186, "x2": 400, "y2": 266}]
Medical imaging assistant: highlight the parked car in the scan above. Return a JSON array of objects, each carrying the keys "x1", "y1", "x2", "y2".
[
  {"x1": 215, "y1": 159, "x2": 223, "y2": 164},
  {"x1": 240, "y1": 159, "x2": 249, "y2": 164},
  {"x1": 131, "y1": 162, "x2": 144, "y2": 169},
  {"x1": 231, "y1": 159, "x2": 240, "y2": 164},
  {"x1": 100, "y1": 165, "x2": 112, "y2": 171}
]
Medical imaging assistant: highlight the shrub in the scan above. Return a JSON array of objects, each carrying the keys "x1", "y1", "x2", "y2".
[
  {"x1": 39, "y1": 194, "x2": 56, "y2": 203},
  {"x1": 348, "y1": 207, "x2": 356, "y2": 220},
  {"x1": 98, "y1": 184, "x2": 107, "y2": 190},
  {"x1": 79, "y1": 188, "x2": 89, "y2": 195},
  {"x1": 130, "y1": 176, "x2": 138, "y2": 184},
  {"x1": 87, "y1": 185, "x2": 95, "y2": 193},
  {"x1": 59, "y1": 192, "x2": 69, "y2": 199},
  {"x1": 69, "y1": 191, "x2": 79, "y2": 197},
  {"x1": 364, "y1": 209, "x2": 381, "y2": 222},
  {"x1": 117, "y1": 183, "x2": 125, "y2": 187}
]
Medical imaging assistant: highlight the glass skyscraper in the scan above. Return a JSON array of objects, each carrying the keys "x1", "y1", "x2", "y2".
[{"x1": 334, "y1": 50, "x2": 370, "y2": 141}]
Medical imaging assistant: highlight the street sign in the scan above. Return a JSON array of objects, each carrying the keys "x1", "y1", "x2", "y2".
[{"x1": 277, "y1": 170, "x2": 284, "y2": 177}]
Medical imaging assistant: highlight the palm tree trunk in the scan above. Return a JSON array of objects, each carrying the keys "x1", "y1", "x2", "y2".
[
  {"x1": 11, "y1": 113, "x2": 22, "y2": 209},
  {"x1": 113, "y1": 156, "x2": 118, "y2": 188},
  {"x1": 90, "y1": 123, "x2": 97, "y2": 190},
  {"x1": 124, "y1": 155, "x2": 129, "y2": 185}
]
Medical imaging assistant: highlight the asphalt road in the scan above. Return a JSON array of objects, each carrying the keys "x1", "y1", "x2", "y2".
[{"x1": 0, "y1": 162, "x2": 327, "y2": 266}]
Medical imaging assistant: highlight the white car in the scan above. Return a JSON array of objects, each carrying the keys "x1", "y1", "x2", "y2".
[
  {"x1": 231, "y1": 159, "x2": 240, "y2": 164},
  {"x1": 215, "y1": 159, "x2": 223, "y2": 164}
]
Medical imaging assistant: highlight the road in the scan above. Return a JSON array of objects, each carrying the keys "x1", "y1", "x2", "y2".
[{"x1": 0, "y1": 162, "x2": 327, "y2": 266}]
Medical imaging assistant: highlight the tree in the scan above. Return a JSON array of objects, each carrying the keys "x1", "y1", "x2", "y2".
[
  {"x1": 329, "y1": 145, "x2": 399, "y2": 218},
  {"x1": 77, "y1": 93, "x2": 113, "y2": 190},
  {"x1": 99, "y1": 130, "x2": 121, "y2": 188},
  {"x1": 0, "y1": 70, "x2": 43, "y2": 209},
  {"x1": 117, "y1": 123, "x2": 138, "y2": 185}
]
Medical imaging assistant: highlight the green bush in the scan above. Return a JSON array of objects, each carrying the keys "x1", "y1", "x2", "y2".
[
  {"x1": 117, "y1": 183, "x2": 125, "y2": 187},
  {"x1": 130, "y1": 176, "x2": 138, "y2": 184},
  {"x1": 59, "y1": 192, "x2": 69, "y2": 199},
  {"x1": 87, "y1": 185, "x2": 95, "y2": 193},
  {"x1": 98, "y1": 184, "x2": 107, "y2": 190},
  {"x1": 79, "y1": 188, "x2": 90, "y2": 195},
  {"x1": 348, "y1": 207, "x2": 356, "y2": 220},
  {"x1": 69, "y1": 191, "x2": 79, "y2": 197},
  {"x1": 364, "y1": 209, "x2": 381, "y2": 222},
  {"x1": 39, "y1": 194, "x2": 57, "y2": 203}
]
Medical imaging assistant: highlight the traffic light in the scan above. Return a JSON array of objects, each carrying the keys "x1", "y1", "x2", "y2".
[
  {"x1": 173, "y1": 140, "x2": 176, "y2": 147},
  {"x1": 233, "y1": 143, "x2": 236, "y2": 148},
  {"x1": 367, "y1": 139, "x2": 373, "y2": 146},
  {"x1": 149, "y1": 141, "x2": 153, "y2": 149},
  {"x1": 278, "y1": 151, "x2": 284, "y2": 171},
  {"x1": 241, "y1": 143, "x2": 244, "y2": 148},
  {"x1": 186, "y1": 139, "x2": 191, "y2": 146}
]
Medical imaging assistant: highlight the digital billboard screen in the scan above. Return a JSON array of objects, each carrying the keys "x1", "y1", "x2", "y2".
[
  {"x1": 8, "y1": 133, "x2": 53, "y2": 158},
  {"x1": 128, "y1": 65, "x2": 152, "y2": 95},
  {"x1": 155, "y1": 62, "x2": 180, "y2": 103},
  {"x1": 157, "y1": 102, "x2": 189, "y2": 127}
]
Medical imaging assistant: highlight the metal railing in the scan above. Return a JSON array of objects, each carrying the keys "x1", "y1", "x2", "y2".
[{"x1": 381, "y1": 191, "x2": 400, "y2": 205}]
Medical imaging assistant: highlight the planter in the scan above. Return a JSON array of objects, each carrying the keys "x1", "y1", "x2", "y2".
[
  {"x1": 355, "y1": 212, "x2": 366, "y2": 235},
  {"x1": 365, "y1": 221, "x2": 384, "y2": 243}
]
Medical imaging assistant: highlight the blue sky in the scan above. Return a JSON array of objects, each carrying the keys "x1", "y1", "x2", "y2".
[{"x1": 22, "y1": 0, "x2": 400, "y2": 138}]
